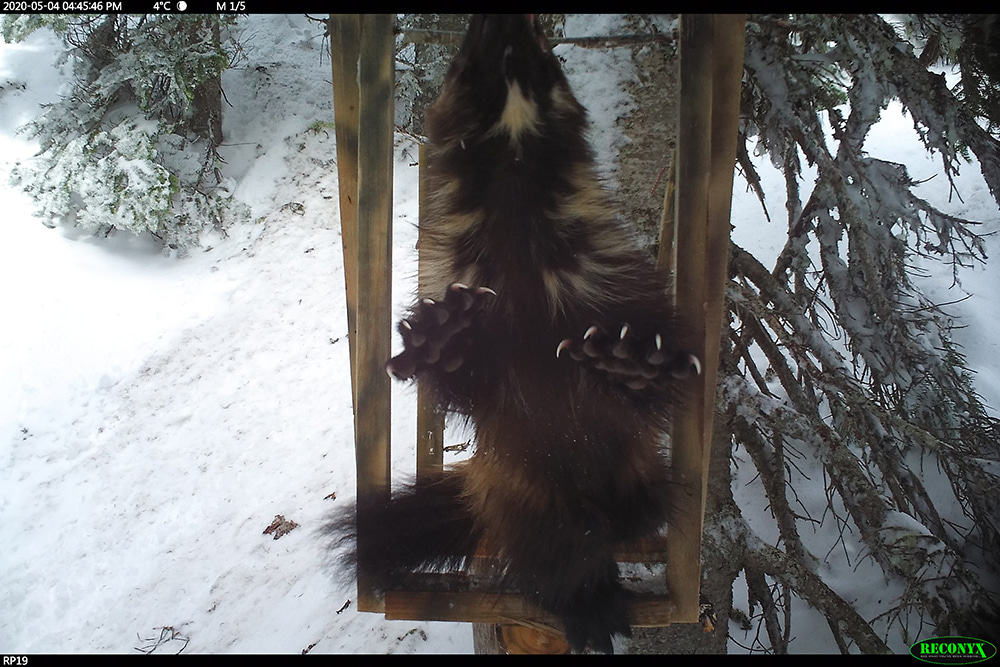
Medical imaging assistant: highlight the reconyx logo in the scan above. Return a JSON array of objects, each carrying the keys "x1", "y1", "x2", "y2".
[{"x1": 910, "y1": 637, "x2": 997, "y2": 665}]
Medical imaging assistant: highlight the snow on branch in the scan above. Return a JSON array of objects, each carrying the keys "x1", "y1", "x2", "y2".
[{"x1": 716, "y1": 14, "x2": 1000, "y2": 650}]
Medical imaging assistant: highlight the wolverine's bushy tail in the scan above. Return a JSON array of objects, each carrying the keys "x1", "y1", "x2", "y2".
[{"x1": 327, "y1": 471, "x2": 483, "y2": 586}]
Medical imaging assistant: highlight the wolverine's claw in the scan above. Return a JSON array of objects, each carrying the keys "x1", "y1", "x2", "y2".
[
  {"x1": 556, "y1": 323, "x2": 699, "y2": 393},
  {"x1": 668, "y1": 353, "x2": 702, "y2": 378},
  {"x1": 387, "y1": 284, "x2": 497, "y2": 380},
  {"x1": 612, "y1": 324, "x2": 631, "y2": 360}
]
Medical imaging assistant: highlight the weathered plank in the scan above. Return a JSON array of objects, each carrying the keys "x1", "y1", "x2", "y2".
[
  {"x1": 385, "y1": 589, "x2": 677, "y2": 628},
  {"x1": 416, "y1": 143, "x2": 446, "y2": 479},
  {"x1": 331, "y1": 13, "x2": 395, "y2": 614},
  {"x1": 667, "y1": 14, "x2": 745, "y2": 624}
]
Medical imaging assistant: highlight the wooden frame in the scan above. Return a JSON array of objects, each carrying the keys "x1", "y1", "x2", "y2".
[
  {"x1": 329, "y1": 13, "x2": 394, "y2": 613},
  {"x1": 662, "y1": 13, "x2": 746, "y2": 624},
  {"x1": 330, "y1": 13, "x2": 745, "y2": 646}
]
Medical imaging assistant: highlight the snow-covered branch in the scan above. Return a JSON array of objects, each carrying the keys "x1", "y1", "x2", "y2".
[{"x1": 722, "y1": 16, "x2": 1000, "y2": 643}]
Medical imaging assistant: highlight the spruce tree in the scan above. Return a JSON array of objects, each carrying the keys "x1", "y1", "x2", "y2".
[
  {"x1": 1, "y1": 14, "x2": 249, "y2": 253},
  {"x1": 709, "y1": 13, "x2": 1000, "y2": 651}
]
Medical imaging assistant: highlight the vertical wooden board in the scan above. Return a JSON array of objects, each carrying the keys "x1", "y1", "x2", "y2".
[
  {"x1": 473, "y1": 624, "x2": 505, "y2": 654},
  {"x1": 656, "y1": 154, "x2": 678, "y2": 282},
  {"x1": 329, "y1": 15, "x2": 361, "y2": 403},
  {"x1": 702, "y1": 14, "x2": 745, "y2": 504},
  {"x1": 416, "y1": 379, "x2": 446, "y2": 478},
  {"x1": 667, "y1": 13, "x2": 745, "y2": 625},
  {"x1": 353, "y1": 13, "x2": 395, "y2": 613},
  {"x1": 667, "y1": 13, "x2": 715, "y2": 624},
  {"x1": 416, "y1": 143, "x2": 446, "y2": 479}
]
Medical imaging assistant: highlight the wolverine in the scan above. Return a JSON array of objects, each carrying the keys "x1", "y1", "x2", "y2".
[{"x1": 332, "y1": 15, "x2": 700, "y2": 653}]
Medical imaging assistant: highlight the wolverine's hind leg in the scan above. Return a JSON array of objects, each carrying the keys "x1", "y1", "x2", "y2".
[
  {"x1": 514, "y1": 551, "x2": 631, "y2": 653},
  {"x1": 386, "y1": 283, "x2": 496, "y2": 380},
  {"x1": 490, "y1": 497, "x2": 636, "y2": 653}
]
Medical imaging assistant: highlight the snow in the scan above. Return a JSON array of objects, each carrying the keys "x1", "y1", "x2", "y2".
[
  {"x1": 1, "y1": 14, "x2": 997, "y2": 654},
  {"x1": 0, "y1": 16, "x2": 468, "y2": 654}
]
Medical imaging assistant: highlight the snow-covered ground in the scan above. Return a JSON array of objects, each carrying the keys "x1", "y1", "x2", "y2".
[{"x1": 1, "y1": 14, "x2": 997, "y2": 654}]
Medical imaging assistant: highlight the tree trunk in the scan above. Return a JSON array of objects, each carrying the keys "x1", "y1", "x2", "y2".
[{"x1": 190, "y1": 17, "x2": 223, "y2": 148}]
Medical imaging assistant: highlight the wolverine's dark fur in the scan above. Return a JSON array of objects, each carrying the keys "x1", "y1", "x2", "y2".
[{"x1": 331, "y1": 15, "x2": 699, "y2": 653}]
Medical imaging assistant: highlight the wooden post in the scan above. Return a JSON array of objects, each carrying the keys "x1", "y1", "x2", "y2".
[
  {"x1": 330, "y1": 13, "x2": 395, "y2": 614},
  {"x1": 703, "y1": 13, "x2": 745, "y2": 504},
  {"x1": 666, "y1": 13, "x2": 745, "y2": 624},
  {"x1": 656, "y1": 154, "x2": 677, "y2": 277},
  {"x1": 416, "y1": 143, "x2": 446, "y2": 480},
  {"x1": 332, "y1": 13, "x2": 745, "y2": 648},
  {"x1": 329, "y1": 14, "x2": 360, "y2": 412}
]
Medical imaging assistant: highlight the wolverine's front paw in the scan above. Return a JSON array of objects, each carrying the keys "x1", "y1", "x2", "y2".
[
  {"x1": 555, "y1": 324, "x2": 701, "y2": 391},
  {"x1": 386, "y1": 283, "x2": 496, "y2": 380}
]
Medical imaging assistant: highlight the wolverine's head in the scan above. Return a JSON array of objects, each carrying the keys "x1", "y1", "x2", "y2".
[{"x1": 426, "y1": 15, "x2": 585, "y2": 148}]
